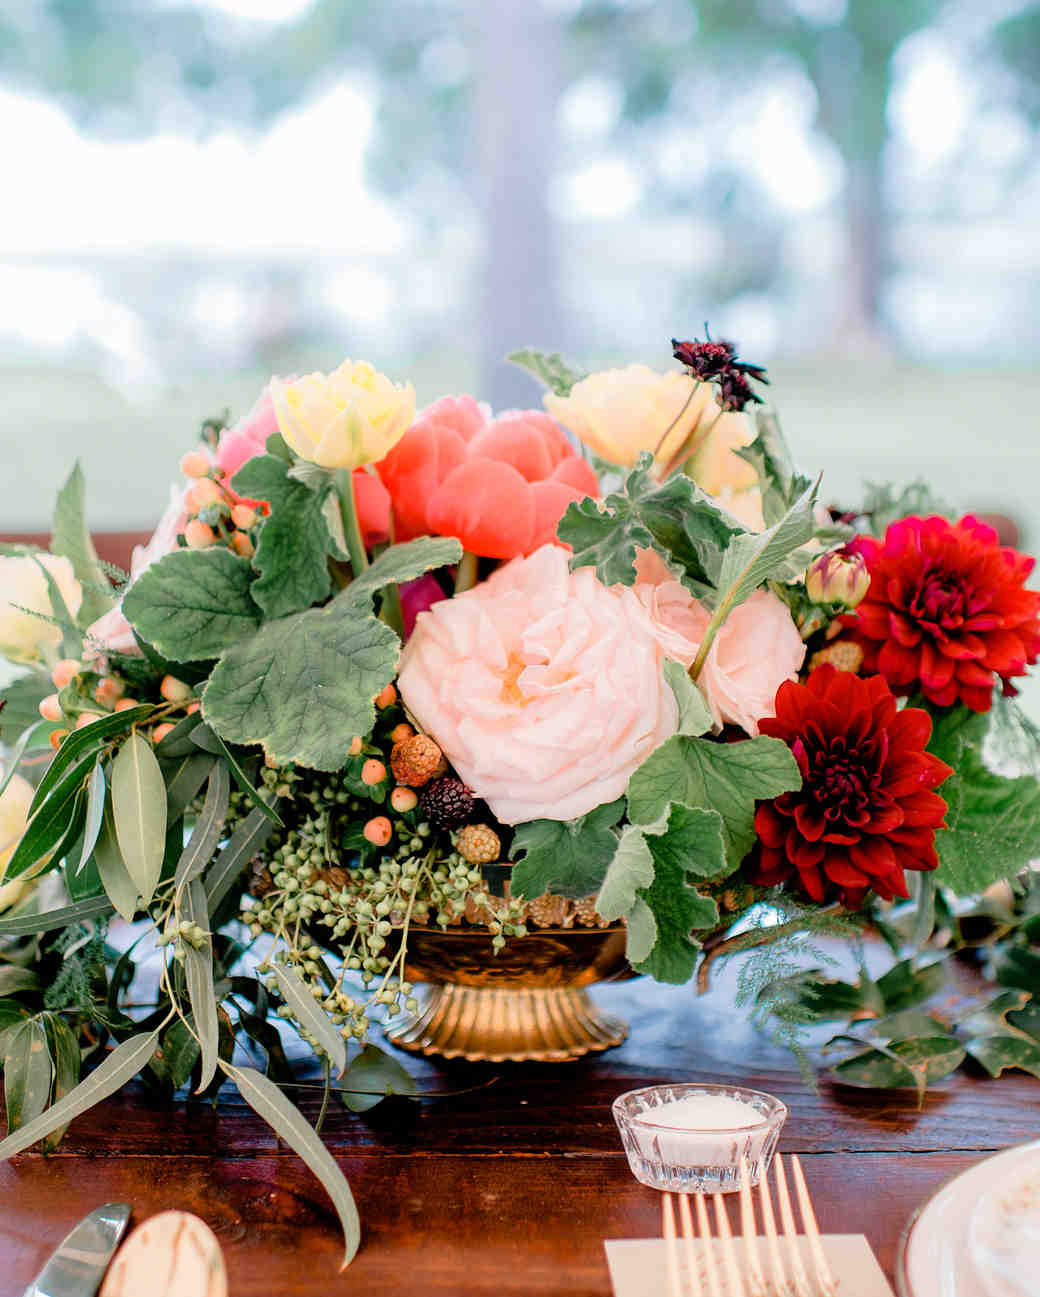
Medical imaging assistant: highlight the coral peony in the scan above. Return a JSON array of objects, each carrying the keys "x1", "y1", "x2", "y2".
[
  {"x1": 377, "y1": 399, "x2": 599, "y2": 558},
  {"x1": 270, "y1": 359, "x2": 415, "y2": 470},
  {"x1": 397, "y1": 545, "x2": 678, "y2": 824},
  {"x1": 749, "y1": 665, "x2": 952, "y2": 907},
  {"x1": 633, "y1": 549, "x2": 805, "y2": 736},
  {"x1": 847, "y1": 515, "x2": 1040, "y2": 712}
]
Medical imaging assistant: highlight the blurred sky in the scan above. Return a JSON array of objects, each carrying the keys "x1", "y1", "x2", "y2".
[{"x1": 0, "y1": 0, "x2": 1038, "y2": 558}]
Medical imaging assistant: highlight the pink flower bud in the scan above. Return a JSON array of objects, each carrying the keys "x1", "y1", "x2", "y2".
[
  {"x1": 184, "y1": 519, "x2": 216, "y2": 549},
  {"x1": 180, "y1": 450, "x2": 214, "y2": 479},
  {"x1": 39, "y1": 693, "x2": 63, "y2": 722},
  {"x1": 805, "y1": 550, "x2": 871, "y2": 609}
]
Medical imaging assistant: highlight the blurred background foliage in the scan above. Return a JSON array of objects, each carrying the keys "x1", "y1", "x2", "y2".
[{"x1": 1, "y1": 0, "x2": 1038, "y2": 587}]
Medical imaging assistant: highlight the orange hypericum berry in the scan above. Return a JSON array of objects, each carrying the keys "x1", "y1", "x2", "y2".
[
  {"x1": 348, "y1": 735, "x2": 363, "y2": 757},
  {"x1": 390, "y1": 734, "x2": 447, "y2": 787},
  {"x1": 184, "y1": 519, "x2": 216, "y2": 549},
  {"x1": 185, "y1": 478, "x2": 223, "y2": 512},
  {"x1": 361, "y1": 759, "x2": 387, "y2": 786},
  {"x1": 390, "y1": 786, "x2": 419, "y2": 813},
  {"x1": 375, "y1": 682, "x2": 397, "y2": 709},
  {"x1": 152, "y1": 722, "x2": 175, "y2": 743},
  {"x1": 115, "y1": 697, "x2": 140, "y2": 711},
  {"x1": 186, "y1": 701, "x2": 201, "y2": 714},
  {"x1": 230, "y1": 504, "x2": 257, "y2": 530},
  {"x1": 49, "y1": 728, "x2": 69, "y2": 750},
  {"x1": 232, "y1": 531, "x2": 254, "y2": 558},
  {"x1": 51, "y1": 659, "x2": 81, "y2": 689},
  {"x1": 75, "y1": 712, "x2": 103, "y2": 730},
  {"x1": 363, "y1": 816, "x2": 393, "y2": 847},
  {"x1": 180, "y1": 450, "x2": 213, "y2": 479},
  {"x1": 95, "y1": 676, "x2": 126, "y2": 708},
  {"x1": 160, "y1": 675, "x2": 193, "y2": 704},
  {"x1": 38, "y1": 694, "x2": 63, "y2": 722},
  {"x1": 391, "y1": 722, "x2": 415, "y2": 744}
]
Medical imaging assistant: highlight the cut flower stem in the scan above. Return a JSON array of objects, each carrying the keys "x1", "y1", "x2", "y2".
[{"x1": 334, "y1": 468, "x2": 369, "y2": 576}]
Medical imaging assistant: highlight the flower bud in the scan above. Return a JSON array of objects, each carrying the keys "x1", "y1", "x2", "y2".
[
  {"x1": 160, "y1": 674, "x2": 193, "y2": 704},
  {"x1": 51, "y1": 658, "x2": 81, "y2": 689},
  {"x1": 180, "y1": 450, "x2": 214, "y2": 479},
  {"x1": 805, "y1": 550, "x2": 870, "y2": 609},
  {"x1": 184, "y1": 519, "x2": 216, "y2": 549},
  {"x1": 39, "y1": 693, "x2": 63, "y2": 722}
]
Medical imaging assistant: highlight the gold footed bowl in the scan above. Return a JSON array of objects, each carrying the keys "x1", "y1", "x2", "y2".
[{"x1": 384, "y1": 925, "x2": 633, "y2": 1063}]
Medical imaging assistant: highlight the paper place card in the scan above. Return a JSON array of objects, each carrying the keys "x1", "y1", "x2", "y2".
[{"x1": 605, "y1": 1233, "x2": 894, "y2": 1297}]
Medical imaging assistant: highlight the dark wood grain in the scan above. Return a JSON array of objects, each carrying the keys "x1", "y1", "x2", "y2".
[{"x1": 1, "y1": 973, "x2": 1037, "y2": 1295}]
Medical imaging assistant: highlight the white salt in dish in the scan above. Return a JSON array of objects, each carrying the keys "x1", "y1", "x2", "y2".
[{"x1": 611, "y1": 1083, "x2": 787, "y2": 1193}]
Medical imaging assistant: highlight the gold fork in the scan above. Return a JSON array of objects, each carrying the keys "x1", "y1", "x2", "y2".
[{"x1": 660, "y1": 1155, "x2": 838, "y2": 1297}]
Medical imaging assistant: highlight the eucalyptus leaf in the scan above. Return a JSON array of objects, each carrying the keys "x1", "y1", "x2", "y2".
[
  {"x1": 5, "y1": 752, "x2": 96, "y2": 881},
  {"x1": 3, "y1": 1018, "x2": 53, "y2": 1138},
  {"x1": 340, "y1": 1044, "x2": 417, "y2": 1113},
  {"x1": 179, "y1": 880, "x2": 219, "y2": 1092},
  {"x1": 188, "y1": 728, "x2": 282, "y2": 826},
  {"x1": 111, "y1": 731, "x2": 168, "y2": 907},
  {"x1": 0, "y1": 895, "x2": 113, "y2": 936},
  {"x1": 42, "y1": 1014, "x2": 82, "y2": 1151},
  {"x1": 270, "y1": 962, "x2": 346, "y2": 1078},
  {"x1": 30, "y1": 704, "x2": 154, "y2": 815},
  {"x1": 174, "y1": 762, "x2": 230, "y2": 893},
  {"x1": 0, "y1": 1029, "x2": 160, "y2": 1158},
  {"x1": 153, "y1": 711, "x2": 205, "y2": 759},
  {"x1": 162, "y1": 752, "x2": 217, "y2": 822},
  {"x1": 205, "y1": 807, "x2": 277, "y2": 911},
  {"x1": 51, "y1": 461, "x2": 116, "y2": 624},
  {"x1": 0, "y1": 720, "x2": 53, "y2": 800},
  {"x1": 0, "y1": 967, "x2": 40, "y2": 996},
  {"x1": 73, "y1": 759, "x2": 107, "y2": 876},
  {"x1": 93, "y1": 802, "x2": 139, "y2": 921},
  {"x1": 222, "y1": 1063, "x2": 360, "y2": 1269}
]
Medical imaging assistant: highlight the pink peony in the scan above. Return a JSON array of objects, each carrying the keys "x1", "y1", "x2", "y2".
[
  {"x1": 85, "y1": 484, "x2": 191, "y2": 656},
  {"x1": 397, "y1": 545, "x2": 679, "y2": 824},
  {"x1": 633, "y1": 548, "x2": 805, "y2": 737},
  {"x1": 216, "y1": 386, "x2": 282, "y2": 484}
]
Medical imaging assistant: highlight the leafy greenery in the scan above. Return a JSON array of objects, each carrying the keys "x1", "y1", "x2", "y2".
[
  {"x1": 935, "y1": 749, "x2": 1040, "y2": 895},
  {"x1": 123, "y1": 549, "x2": 261, "y2": 661},
  {"x1": 734, "y1": 411, "x2": 812, "y2": 528},
  {"x1": 51, "y1": 462, "x2": 117, "y2": 625},
  {"x1": 507, "y1": 349, "x2": 585, "y2": 396},
  {"x1": 510, "y1": 799, "x2": 625, "y2": 900}
]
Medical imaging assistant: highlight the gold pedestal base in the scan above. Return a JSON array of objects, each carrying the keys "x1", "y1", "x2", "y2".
[{"x1": 385, "y1": 982, "x2": 628, "y2": 1063}]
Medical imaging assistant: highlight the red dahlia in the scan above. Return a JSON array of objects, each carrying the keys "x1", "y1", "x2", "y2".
[
  {"x1": 846, "y1": 515, "x2": 1040, "y2": 713},
  {"x1": 749, "y1": 665, "x2": 952, "y2": 908}
]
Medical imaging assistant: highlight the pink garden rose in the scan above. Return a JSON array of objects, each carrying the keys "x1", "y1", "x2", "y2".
[
  {"x1": 398, "y1": 545, "x2": 679, "y2": 824},
  {"x1": 216, "y1": 386, "x2": 281, "y2": 485},
  {"x1": 633, "y1": 548, "x2": 805, "y2": 737}
]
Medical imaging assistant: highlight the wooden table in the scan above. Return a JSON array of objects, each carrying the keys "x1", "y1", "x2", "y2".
[{"x1": 2, "y1": 966, "x2": 1037, "y2": 1296}]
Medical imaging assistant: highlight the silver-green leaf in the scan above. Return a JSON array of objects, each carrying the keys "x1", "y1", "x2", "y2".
[
  {"x1": 271, "y1": 962, "x2": 347, "y2": 1078},
  {"x1": 180, "y1": 880, "x2": 219, "y2": 1092},
  {"x1": 111, "y1": 731, "x2": 168, "y2": 907}
]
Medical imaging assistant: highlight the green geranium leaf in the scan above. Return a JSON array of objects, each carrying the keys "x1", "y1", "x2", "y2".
[
  {"x1": 123, "y1": 549, "x2": 260, "y2": 662},
  {"x1": 507, "y1": 348, "x2": 586, "y2": 397},
  {"x1": 559, "y1": 453, "x2": 741, "y2": 595},
  {"x1": 342, "y1": 537, "x2": 463, "y2": 614},
  {"x1": 709, "y1": 478, "x2": 818, "y2": 613},
  {"x1": 934, "y1": 748, "x2": 1040, "y2": 895},
  {"x1": 627, "y1": 734, "x2": 801, "y2": 868},
  {"x1": 510, "y1": 798, "x2": 625, "y2": 900},
  {"x1": 632, "y1": 804, "x2": 724, "y2": 983},
  {"x1": 958, "y1": 989, "x2": 1040, "y2": 1079},
  {"x1": 51, "y1": 462, "x2": 116, "y2": 624},
  {"x1": 203, "y1": 597, "x2": 399, "y2": 770},
  {"x1": 925, "y1": 703, "x2": 989, "y2": 769},
  {"x1": 232, "y1": 454, "x2": 333, "y2": 619},
  {"x1": 862, "y1": 480, "x2": 955, "y2": 536},
  {"x1": 596, "y1": 824, "x2": 656, "y2": 923},
  {"x1": 663, "y1": 659, "x2": 713, "y2": 736},
  {"x1": 827, "y1": 1032, "x2": 965, "y2": 1093},
  {"x1": 733, "y1": 410, "x2": 812, "y2": 528}
]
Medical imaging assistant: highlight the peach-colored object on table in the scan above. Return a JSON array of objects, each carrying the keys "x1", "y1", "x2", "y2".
[{"x1": 99, "y1": 1210, "x2": 227, "y2": 1297}]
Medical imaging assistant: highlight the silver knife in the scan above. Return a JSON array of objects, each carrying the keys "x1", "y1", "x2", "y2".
[{"x1": 21, "y1": 1203, "x2": 131, "y2": 1297}]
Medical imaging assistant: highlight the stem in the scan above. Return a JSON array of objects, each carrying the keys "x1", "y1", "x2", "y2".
[
  {"x1": 653, "y1": 379, "x2": 701, "y2": 460},
  {"x1": 661, "y1": 407, "x2": 724, "y2": 480},
  {"x1": 454, "y1": 551, "x2": 480, "y2": 594},
  {"x1": 688, "y1": 597, "x2": 730, "y2": 683},
  {"x1": 334, "y1": 469, "x2": 368, "y2": 575},
  {"x1": 696, "y1": 910, "x2": 840, "y2": 994},
  {"x1": 381, "y1": 583, "x2": 405, "y2": 639}
]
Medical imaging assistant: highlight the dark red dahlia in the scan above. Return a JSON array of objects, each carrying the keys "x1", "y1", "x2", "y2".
[
  {"x1": 749, "y1": 665, "x2": 952, "y2": 908},
  {"x1": 846, "y1": 515, "x2": 1040, "y2": 713}
]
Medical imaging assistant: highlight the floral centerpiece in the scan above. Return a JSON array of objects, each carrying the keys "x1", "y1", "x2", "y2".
[{"x1": 1, "y1": 336, "x2": 1039, "y2": 1265}]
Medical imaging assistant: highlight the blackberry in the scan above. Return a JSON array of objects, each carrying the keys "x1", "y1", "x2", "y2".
[{"x1": 420, "y1": 776, "x2": 475, "y2": 828}]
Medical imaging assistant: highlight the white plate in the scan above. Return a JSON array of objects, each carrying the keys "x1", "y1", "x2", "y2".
[{"x1": 898, "y1": 1140, "x2": 1040, "y2": 1297}]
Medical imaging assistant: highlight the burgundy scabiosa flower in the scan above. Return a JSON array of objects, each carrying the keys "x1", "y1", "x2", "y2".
[
  {"x1": 749, "y1": 664, "x2": 953, "y2": 908},
  {"x1": 846, "y1": 515, "x2": 1040, "y2": 713}
]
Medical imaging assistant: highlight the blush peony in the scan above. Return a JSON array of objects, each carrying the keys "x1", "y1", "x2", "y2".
[
  {"x1": 632, "y1": 549, "x2": 805, "y2": 736},
  {"x1": 397, "y1": 545, "x2": 679, "y2": 824},
  {"x1": 847, "y1": 515, "x2": 1040, "y2": 712},
  {"x1": 0, "y1": 553, "x2": 82, "y2": 663},
  {"x1": 377, "y1": 398, "x2": 599, "y2": 558}
]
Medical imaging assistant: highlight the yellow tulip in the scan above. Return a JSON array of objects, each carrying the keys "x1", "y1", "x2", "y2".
[{"x1": 269, "y1": 359, "x2": 415, "y2": 470}]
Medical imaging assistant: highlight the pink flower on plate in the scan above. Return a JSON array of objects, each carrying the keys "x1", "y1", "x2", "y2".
[
  {"x1": 633, "y1": 548, "x2": 805, "y2": 737},
  {"x1": 397, "y1": 545, "x2": 678, "y2": 824},
  {"x1": 85, "y1": 484, "x2": 191, "y2": 656}
]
